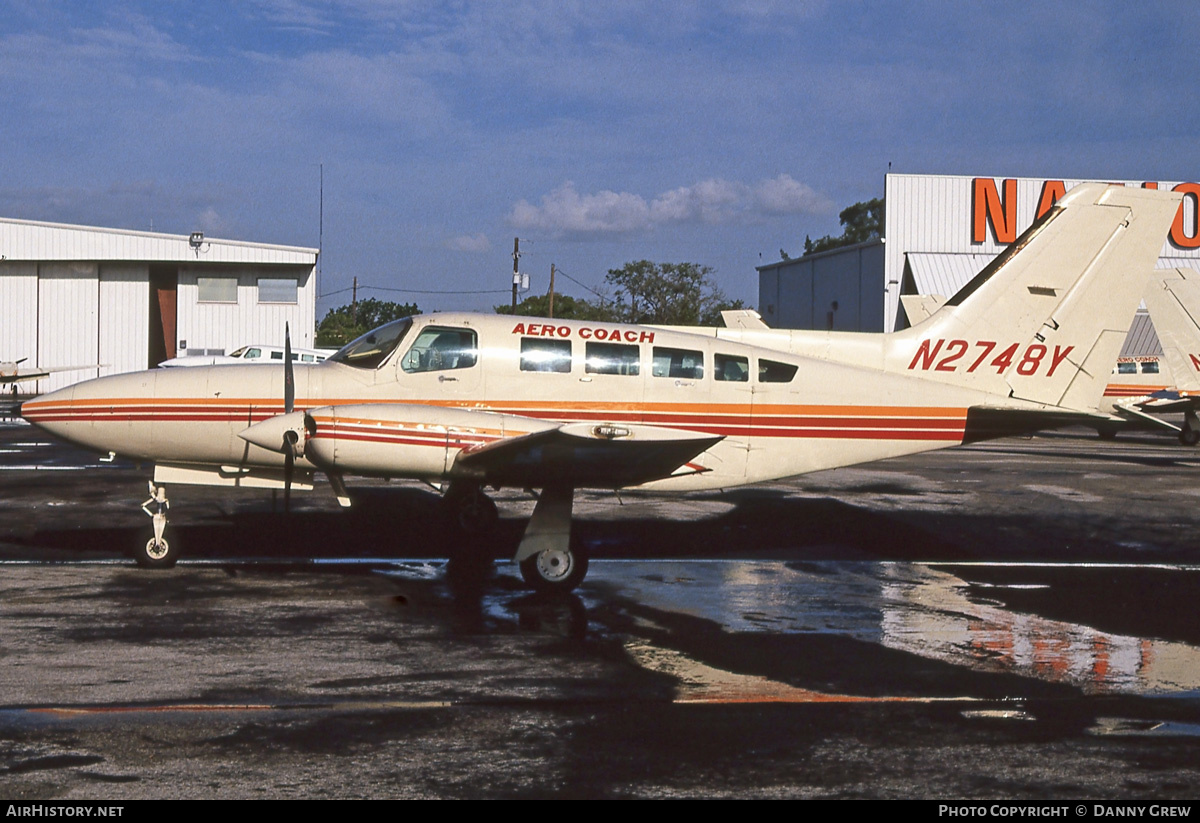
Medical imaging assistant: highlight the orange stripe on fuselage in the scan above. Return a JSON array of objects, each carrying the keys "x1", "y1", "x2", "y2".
[{"x1": 22, "y1": 397, "x2": 969, "y2": 442}]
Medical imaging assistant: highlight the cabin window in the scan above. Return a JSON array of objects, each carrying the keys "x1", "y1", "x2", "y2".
[
  {"x1": 1141, "y1": 361, "x2": 1160, "y2": 374},
  {"x1": 1117, "y1": 361, "x2": 1137, "y2": 374},
  {"x1": 402, "y1": 327, "x2": 479, "y2": 373},
  {"x1": 197, "y1": 276, "x2": 237, "y2": 303},
  {"x1": 329, "y1": 318, "x2": 413, "y2": 370},
  {"x1": 652, "y1": 347, "x2": 704, "y2": 379},
  {"x1": 758, "y1": 359, "x2": 798, "y2": 383},
  {"x1": 258, "y1": 278, "x2": 298, "y2": 304},
  {"x1": 714, "y1": 353, "x2": 749, "y2": 382},
  {"x1": 520, "y1": 338, "x2": 572, "y2": 373},
  {"x1": 270, "y1": 351, "x2": 283, "y2": 360},
  {"x1": 586, "y1": 342, "x2": 640, "y2": 376},
  {"x1": 244, "y1": 348, "x2": 261, "y2": 359}
]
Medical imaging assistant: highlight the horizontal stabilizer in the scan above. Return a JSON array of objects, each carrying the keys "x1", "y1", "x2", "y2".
[{"x1": 961, "y1": 405, "x2": 1116, "y2": 445}]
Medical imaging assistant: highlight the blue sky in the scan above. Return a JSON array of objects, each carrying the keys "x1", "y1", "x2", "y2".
[{"x1": 1, "y1": 1, "x2": 1197, "y2": 317}]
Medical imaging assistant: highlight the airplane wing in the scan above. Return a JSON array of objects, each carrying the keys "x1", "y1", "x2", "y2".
[
  {"x1": 452, "y1": 422, "x2": 723, "y2": 487},
  {"x1": 264, "y1": 403, "x2": 723, "y2": 490},
  {"x1": 0, "y1": 364, "x2": 102, "y2": 384}
]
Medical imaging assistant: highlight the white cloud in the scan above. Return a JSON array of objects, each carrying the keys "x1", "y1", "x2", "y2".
[
  {"x1": 509, "y1": 175, "x2": 830, "y2": 236},
  {"x1": 508, "y1": 182, "x2": 651, "y2": 235},
  {"x1": 753, "y1": 174, "x2": 830, "y2": 214},
  {"x1": 447, "y1": 232, "x2": 490, "y2": 253}
]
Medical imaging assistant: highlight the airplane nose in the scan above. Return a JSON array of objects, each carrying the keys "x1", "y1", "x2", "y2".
[{"x1": 18, "y1": 384, "x2": 77, "y2": 435}]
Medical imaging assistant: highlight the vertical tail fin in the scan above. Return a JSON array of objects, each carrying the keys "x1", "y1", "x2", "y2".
[{"x1": 891, "y1": 184, "x2": 1182, "y2": 412}]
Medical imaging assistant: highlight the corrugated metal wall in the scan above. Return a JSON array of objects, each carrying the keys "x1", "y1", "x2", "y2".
[
  {"x1": 0, "y1": 262, "x2": 38, "y2": 365},
  {"x1": 757, "y1": 241, "x2": 883, "y2": 331},
  {"x1": 37, "y1": 263, "x2": 100, "y2": 392},
  {"x1": 176, "y1": 265, "x2": 317, "y2": 354},
  {"x1": 99, "y1": 264, "x2": 150, "y2": 378}
]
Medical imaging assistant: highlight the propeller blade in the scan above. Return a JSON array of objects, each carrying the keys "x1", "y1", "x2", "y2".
[
  {"x1": 284, "y1": 322, "x2": 295, "y2": 415},
  {"x1": 283, "y1": 448, "x2": 293, "y2": 513}
]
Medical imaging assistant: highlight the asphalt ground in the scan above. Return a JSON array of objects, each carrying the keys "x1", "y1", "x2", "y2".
[{"x1": 2, "y1": 418, "x2": 1200, "y2": 799}]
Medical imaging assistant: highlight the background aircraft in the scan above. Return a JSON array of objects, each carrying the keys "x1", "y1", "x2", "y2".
[
  {"x1": 159, "y1": 344, "x2": 335, "y2": 368},
  {"x1": 1, "y1": 359, "x2": 101, "y2": 388},
  {"x1": 21, "y1": 184, "x2": 1183, "y2": 592}
]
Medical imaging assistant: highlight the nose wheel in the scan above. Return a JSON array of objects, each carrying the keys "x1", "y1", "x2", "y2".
[{"x1": 138, "y1": 482, "x2": 177, "y2": 568}]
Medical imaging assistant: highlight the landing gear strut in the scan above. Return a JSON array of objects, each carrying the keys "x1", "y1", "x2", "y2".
[
  {"x1": 1181, "y1": 411, "x2": 1200, "y2": 447},
  {"x1": 443, "y1": 483, "x2": 499, "y2": 534},
  {"x1": 515, "y1": 485, "x2": 587, "y2": 594},
  {"x1": 138, "y1": 482, "x2": 176, "y2": 568}
]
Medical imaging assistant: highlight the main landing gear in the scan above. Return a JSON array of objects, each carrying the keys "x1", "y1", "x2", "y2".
[
  {"x1": 442, "y1": 482, "x2": 588, "y2": 594},
  {"x1": 138, "y1": 482, "x2": 177, "y2": 568},
  {"x1": 1181, "y1": 411, "x2": 1200, "y2": 447},
  {"x1": 442, "y1": 483, "x2": 499, "y2": 534},
  {"x1": 514, "y1": 485, "x2": 588, "y2": 594}
]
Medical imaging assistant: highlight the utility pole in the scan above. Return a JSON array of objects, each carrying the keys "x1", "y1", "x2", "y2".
[
  {"x1": 512, "y1": 237, "x2": 520, "y2": 312},
  {"x1": 352, "y1": 276, "x2": 358, "y2": 325},
  {"x1": 548, "y1": 263, "x2": 556, "y2": 318}
]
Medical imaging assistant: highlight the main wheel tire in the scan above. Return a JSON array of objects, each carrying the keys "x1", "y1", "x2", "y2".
[
  {"x1": 519, "y1": 542, "x2": 588, "y2": 594},
  {"x1": 1180, "y1": 427, "x2": 1200, "y2": 447},
  {"x1": 137, "y1": 537, "x2": 177, "y2": 569}
]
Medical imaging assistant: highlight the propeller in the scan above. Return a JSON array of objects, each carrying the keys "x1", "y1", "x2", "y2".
[
  {"x1": 283, "y1": 323, "x2": 295, "y2": 512},
  {"x1": 235, "y1": 324, "x2": 310, "y2": 513}
]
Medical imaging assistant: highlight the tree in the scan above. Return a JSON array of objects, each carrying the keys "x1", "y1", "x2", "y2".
[
  {"x1": 493, "y1": 260, "x2": 744, "y2": 326},
  {"x1": 316, "y1": 297, "x2": 420, "y2": 348},
  {"x1": 804, "y1": 197, "x2": 884, "y2": 255},
  {"x1": 604, "y1": 260, "x2": 744, "y2": 326}
]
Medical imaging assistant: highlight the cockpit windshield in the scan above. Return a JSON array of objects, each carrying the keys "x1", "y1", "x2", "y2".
[{"x1": 328, "y1": 318, "x2": 414, "y2": 369}]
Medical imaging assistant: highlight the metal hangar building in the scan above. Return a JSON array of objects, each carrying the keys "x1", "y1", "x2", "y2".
[
  {"x1": 0, "y1": 217, "x2": 319, "y2": 392},
  {"x1": 758, "y1": 173, "x2": 1200, "y2": 335}
]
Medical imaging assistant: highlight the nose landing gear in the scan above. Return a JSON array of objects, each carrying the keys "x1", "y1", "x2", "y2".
[{"x1": 138, "y1": 482, "x2": 176, "y2": 568}]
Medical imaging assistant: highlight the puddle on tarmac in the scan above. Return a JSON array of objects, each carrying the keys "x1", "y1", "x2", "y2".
[{"x1": 587, "y1": 560, "x2": 1200, "y2": 698}]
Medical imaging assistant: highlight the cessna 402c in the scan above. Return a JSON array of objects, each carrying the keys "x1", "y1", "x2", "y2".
[{"x1": 21, "y1": 184, "x2": 1184, "y2": 592}]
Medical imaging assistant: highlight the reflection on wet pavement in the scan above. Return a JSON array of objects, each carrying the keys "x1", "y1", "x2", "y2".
[{"x1": 584, "y1": 560, "x2": 1200, "y2": 699}]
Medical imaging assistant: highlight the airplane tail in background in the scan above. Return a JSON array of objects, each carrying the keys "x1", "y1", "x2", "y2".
[
  {"x1": 1144, "y1": 269, "x2": 1200, "y2": 394},
  {"x1": 891, "y1": 183, "x2": 1183, "y2": 415}
]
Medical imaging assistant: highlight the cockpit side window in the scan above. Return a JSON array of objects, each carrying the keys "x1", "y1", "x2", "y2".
[
  {"x1": 401, "y1": 327, "x2": 479, "y2": 373},
  {"x1": 329, "y1": 318, "x2": 414, "y2": 369}
]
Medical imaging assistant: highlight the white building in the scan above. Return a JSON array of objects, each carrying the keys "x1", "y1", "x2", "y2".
[
  {"x1": 759, "y1": 174, "x2": 1200, "y2": 336},
  {"x1": 0, "y1": 217, "x2": 318, "y2": 391}
]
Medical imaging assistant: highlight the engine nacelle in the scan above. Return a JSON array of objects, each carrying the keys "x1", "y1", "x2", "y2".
[{"x1": 301, "y1": 403, "x2": 555, "y2": 480}]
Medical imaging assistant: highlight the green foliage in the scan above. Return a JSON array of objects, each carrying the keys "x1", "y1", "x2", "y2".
[
  {"x1": 605, "y1": 260, "x2": 743, "y2": 326},
  {"x1": 804, "y1": 197, "x2": 884, "y2": 255},
  {"x1": 495, "y1": 260, "x2": 744, "y2": 326},
  {"x1": 316, "y1": 297, "x2": 420, "y2": 347}
]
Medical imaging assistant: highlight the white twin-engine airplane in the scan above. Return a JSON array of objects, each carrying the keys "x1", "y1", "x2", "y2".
[{"x1": 21, "y1": 184, "x2": 1183, "y2": 592}]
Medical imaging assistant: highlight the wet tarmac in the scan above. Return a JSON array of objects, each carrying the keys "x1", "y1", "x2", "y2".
[{"x1": 2, "y1": 419, "x2": 1200, "y2": 798}]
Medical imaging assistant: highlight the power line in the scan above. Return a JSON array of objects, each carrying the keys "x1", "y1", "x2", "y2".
[
  {"x1": 319, "y1": 284, "x2": 510, "y2": 299},
  {"x1": 551, "y1": 267, "x2": 607, "y2": 301}
]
